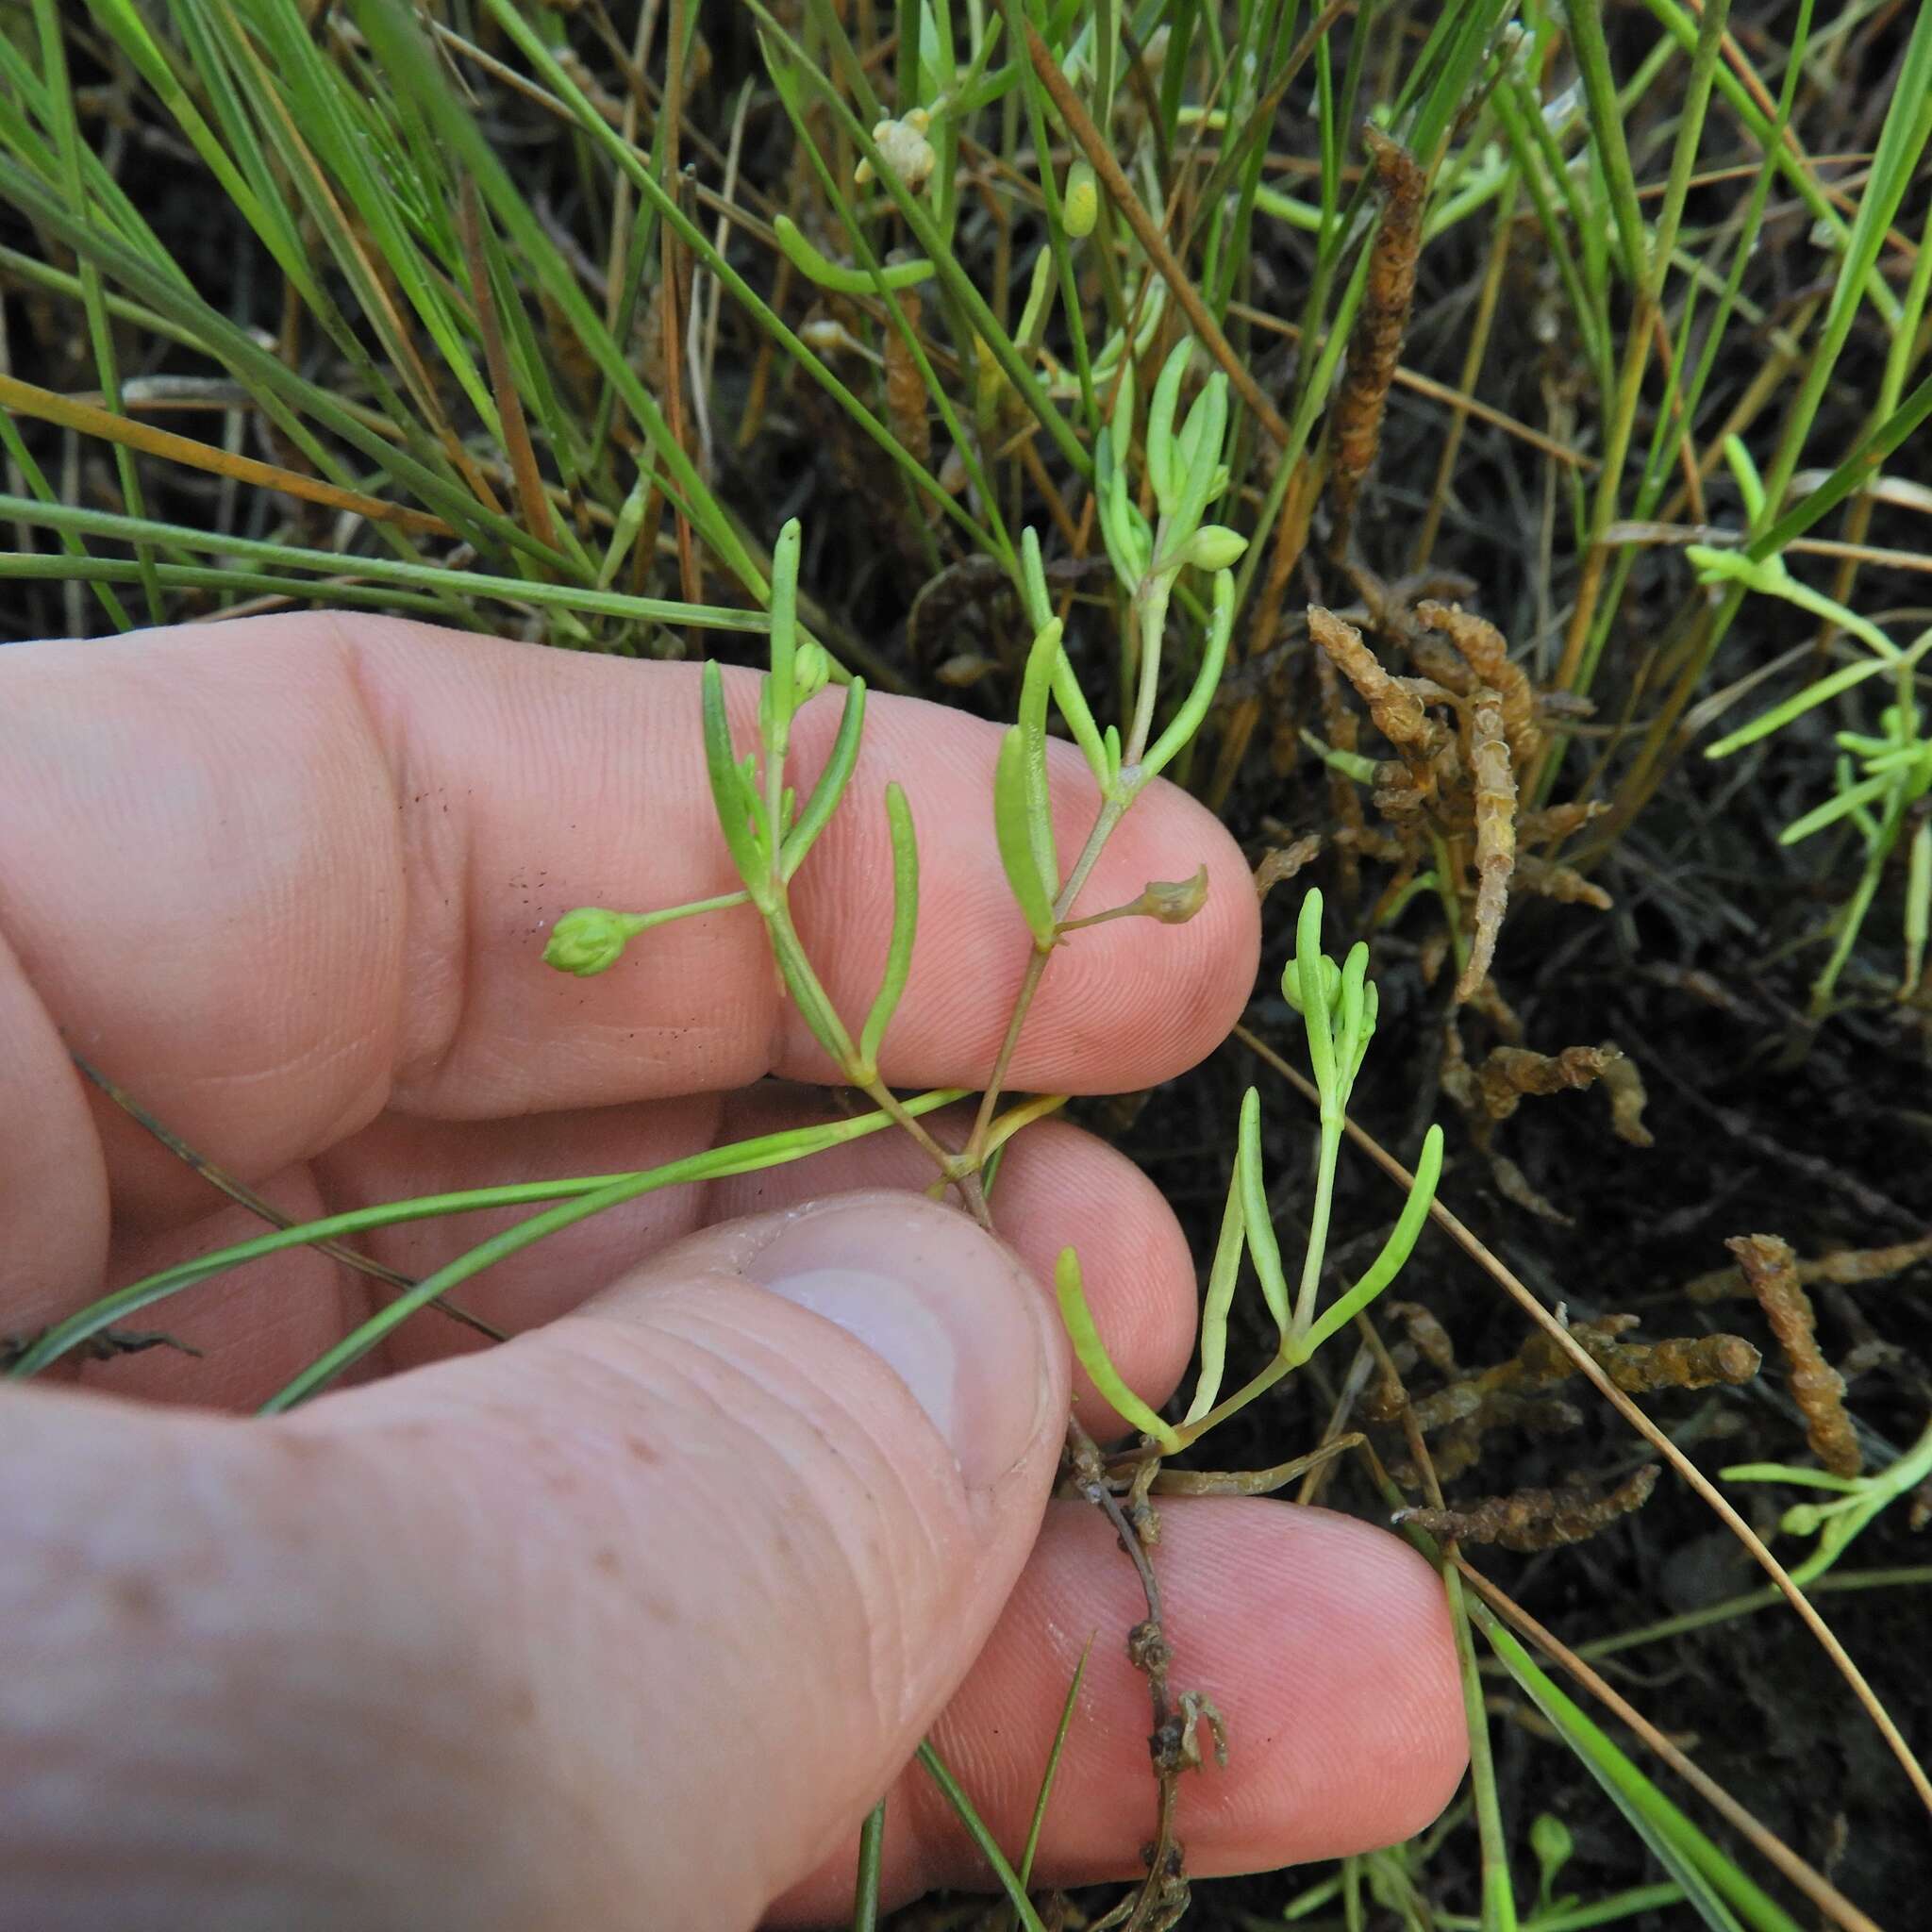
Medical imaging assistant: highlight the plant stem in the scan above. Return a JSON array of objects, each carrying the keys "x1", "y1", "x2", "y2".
[{"x1": 966, "y1": 794, "x2": 1127, "y2": 1164}]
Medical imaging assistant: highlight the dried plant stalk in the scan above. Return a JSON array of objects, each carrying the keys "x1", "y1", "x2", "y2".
[
  {"x1": 1474, "y1": 1041, "x2": 1648, "y2": 1145},
  {"x1": 1407, "y1": 1312, "x2": 1758, "y2": 1430},
  {"x1": 1395, "y1": 1465, "x2": 1660, "y2": 1552},
  {"x1": 1599, "y1": 1051, "x2": 1653, "y2": 1147},
  {"x1": 1386, "y1": 1299, "x2": 1457, "y2": 1375},
  {"x1": 1407, "y1": 1374, "x2": 1490, "y2": 1434},
  {"x1": 1458, "y1": 694, "x2": 1517, "y2": 1001},
  {"x1": 1328, "y1": 127, "x2": 1424, "y2": 537},
  {"x1": 1689, "y1": 1229, "x2": 1932, "y2": 1299},
  {"x1": 1418, "y1": 600, "x2": 1542, "y2": 774},
  {"x1": 1514, "y1": 854, "x2": 1613, "y2": 909},
  {"x1": 1584, "y1": 1328, "x2": 1761, "y2": 1393},
  {"x1": 1519, "y1": 801, "x2": 1608, "y2": 842},
  {"x1": 1728, "y1": 1233, "x2": 1863, "y2": 1477},
  {"x1": 1801, "y1": 1229, "x2": 1932, "y2": 1284},
  {"x1": 1524, "y1": 1315, "x2": 1760, "y2": 1395},
  {"x1": 883, "y1": 289, "x2": 931, "y2": 468},
  {"x1": 1254, "y1": 835, "x2": 1322, "y2": 901},
  {"x1": 1404, "y1": 628, "x2": 1478, "y2": 695},
  {"x1": 1474, "y1": 1043, "x2": 1610, "y2": 1122},
  {"x1": 1309, "y1": 607, "x2": 1444, "y2": 760}
]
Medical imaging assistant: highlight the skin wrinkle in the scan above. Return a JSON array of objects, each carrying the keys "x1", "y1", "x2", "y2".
[
  {"x1": 0, "y1": 641, "x2": 399, "y2": 1224},
  {"x1": 329, "y1": 615, "x2": 479, "y2": 1105},
  {"x1": 0, "y1": 928, "x2": 109, "y2": 1315}
]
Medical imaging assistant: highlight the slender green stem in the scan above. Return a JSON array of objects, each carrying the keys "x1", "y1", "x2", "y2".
[
  {"x1": 1293, "y1": 1117, "x2": 1344, "y2": 1341},
  {"x1": 10, "y1": 1093, "x2": 965, "y2": 1378},
  {"x1": 966, "y1": 794, "x2": 1126, "y2": 1164}
]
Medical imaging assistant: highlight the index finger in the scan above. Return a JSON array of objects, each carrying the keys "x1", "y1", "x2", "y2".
[{"x1": 0, "y1": 614, "x2": 1257, "y2": 1224}]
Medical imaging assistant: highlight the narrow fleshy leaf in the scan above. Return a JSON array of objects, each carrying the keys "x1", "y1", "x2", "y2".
[
  {"x1": 1141, "y1": 565, "x2": 1235, "y2": 780},
  {"x1": 768, "y1": 515, "x2": 802, "y2": 741},
  {"x1": 994, "y1": 725, "x2": 1058, "y2": 947},
  {"x1": 1300, "y1": 1126, "x2": 1444, "y2": 1359},
  {"x1": 1183, "y1": 1166, "x2": 1247, "y2": 1426},
  {"x1": 1236, "y1": 1088, "x2": 1291, "y2": 1342},
  {"x1": 857, "y1": 783, "x2": 919, "y2": 1078},
  {"x1": 702, "y1": 659, "x2": 768, "y2": 893},
  {"x1": 1295, "y1": 889, "x2": 1339, "y2": 1098},
  {"x1": 1055, "y1": 1247, "x2": 1181, "y2": 1452},
  {"x1": 1145, "y1": 336, "x2": 1191, "y2": 512},
  {"x1": 773, "y1": 211, "x2": 933, "y2": 291},
  {"x1": 1018, "y1": 617, "x2": 1064, "y2": 901},
  {"x1": 781, "y1": 677, "x2": 867, "y2": 878}
]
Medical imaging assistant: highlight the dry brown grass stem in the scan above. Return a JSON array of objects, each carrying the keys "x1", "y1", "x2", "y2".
[
  {"x1": 457, "y1": 180, "x2": 561, "y2": 555},
  {"x1": 0, "y1": 374, "x2": 453, "y2": 536}
]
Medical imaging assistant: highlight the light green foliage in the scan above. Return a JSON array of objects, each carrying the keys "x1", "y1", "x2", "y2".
[
  {"x1": 1056, "y1": 1249, "x2": 1183, "y2": 1453},
  {"x1": 773, "y1": 212, "x2": 934, "y2": 292},
  {"x1": 1698, "y1": 441, "x2": 1932, "y2": 1009},
  {"x1": 1062, "y1": 890, "x2": 1442, "y2": 1453},
  {"x1": 1724, "y1": 1421, "x2": 1932, "y2": 1589}
]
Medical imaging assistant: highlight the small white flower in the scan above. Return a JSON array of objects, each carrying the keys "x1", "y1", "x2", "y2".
[{"x1": 856, "y1": 108, "x2": 935, "y2": 192}]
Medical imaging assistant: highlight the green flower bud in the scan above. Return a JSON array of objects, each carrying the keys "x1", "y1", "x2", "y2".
[
  {"x1": 1062, "y1": 158, "x2": 1098, "y2": 239},
  {"x1": 1182, "y1": 524, "x2": 1248, "y2": 572},
  {"x1": 793, "y1": 640, "x2": 831, "y2": 699},
  {"x1": 1781, "y1": 1500, "x2": 1826, "y2": 1539},
  {"x1": 543, "y1": 907, "x2": 640, "y2": 977},
  {"x1": 1529, "y1": 1813, "x2": 1574, "y2": 1891},
  {"x1": 1281, "y1": 951, "x2": 1341, "y2": 1018}
]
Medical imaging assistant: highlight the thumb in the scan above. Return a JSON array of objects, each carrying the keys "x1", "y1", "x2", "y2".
[{"x1": 309, "y1": 1190, "x2": 1069, "y2": 1930}]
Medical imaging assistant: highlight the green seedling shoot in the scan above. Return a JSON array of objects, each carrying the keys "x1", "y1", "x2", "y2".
[
  {"x1": 1695, "y1": 437, "x2": 1932, "y2": 1009},
  {"x1": 1058, "y1": 890, "x2": 1444, "y2": 1456},
  {"x1": 541, "y1": 516, "x2": 951, "y2": 1170},
  {"x1": 1722, "y1": 1419, "x2": 1932, "y2": 1590}
]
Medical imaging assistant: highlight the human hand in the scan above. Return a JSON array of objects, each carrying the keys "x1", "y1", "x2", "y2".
[{"x1": 0, "y1": 615, "x2": 1464, "y2": 1929}]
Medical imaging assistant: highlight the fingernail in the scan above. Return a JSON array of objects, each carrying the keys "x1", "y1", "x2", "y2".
[{"x1": 745, "y1": 1193, "x2": 1050, "y2": 1490}]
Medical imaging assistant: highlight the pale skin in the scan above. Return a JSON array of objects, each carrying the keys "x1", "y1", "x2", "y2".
[{"x1": 0, "y1": 612, "x2": 1466, "y2": 1929}]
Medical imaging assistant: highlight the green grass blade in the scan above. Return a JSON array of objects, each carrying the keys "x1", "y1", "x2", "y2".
[
  {"x1": 850, "y1": 1800, "x2": 886, "y2": 1932},
  {"x1": 10, "y1": 1095, "x2": 965, "y2": 1378},
  {"x1": 915, "y1": 1740, "x2": 1049, "y2": 1932},
  {"x1": 1019, "y1": 1636, "x2": 1093, "y2": 1889},
  {"x1": 0, "y1": 496, "x2": 750, "y2": 630},
  {"x1": 1477, "y1": 1610, "x2": 1801, "y2": 1932}
]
